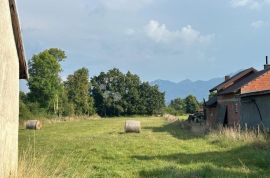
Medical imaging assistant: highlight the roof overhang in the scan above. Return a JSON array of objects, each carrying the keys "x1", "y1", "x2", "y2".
[
  {"x1": 241, "y1": 90, "x2": 270, "y2": 98},
  {"x1": 9, "y1": 0, "x2": 28, "y2": 79},
  {"x1": 209, "y1": 68, "x2": 257, "y2": 92}
]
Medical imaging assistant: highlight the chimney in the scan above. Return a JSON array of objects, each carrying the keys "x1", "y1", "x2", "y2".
[
  {"x1": 264, "y1": 56, "x2": 270, "y2": 69},
  {"x1": 225, "y1": 75, "x2": 230, "y2": 81}
]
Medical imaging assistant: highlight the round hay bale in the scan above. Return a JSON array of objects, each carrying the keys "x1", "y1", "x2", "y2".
[
  {"x1": 125, "y1": 120, "x2": 141, "y2": 133},
  {"x1": 25, "y1": 120, "x2": 42, "y2": 130}
]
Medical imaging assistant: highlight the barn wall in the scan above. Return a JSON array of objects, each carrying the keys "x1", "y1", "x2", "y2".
[
  {"x1": 0, "y1": 0, "x2": 20, "y2": 177},
  {"x1": 241, "y1": 95, "x2": 270, "y2": 129},
  {"x1": 206, "y1": 107, "x2": 217, "y2": 127},
  {"x1": 217, "y1": 94, "x2": 240, "y2": 127}
]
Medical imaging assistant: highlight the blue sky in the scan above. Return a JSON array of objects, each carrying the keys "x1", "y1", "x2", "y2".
[{"x1": 18, "y1": 0, "x2": 270, "y2": 84}]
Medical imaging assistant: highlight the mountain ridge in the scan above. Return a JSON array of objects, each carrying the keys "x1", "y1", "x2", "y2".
[{"x1": 151, "y1": 77, "x2": 223, "y2": 103}]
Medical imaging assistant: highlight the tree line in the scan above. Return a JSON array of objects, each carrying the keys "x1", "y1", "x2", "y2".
[
  {"x1": 164, "y1": 95, "x2": 202, "y2": 116},
  {"x1": 20, "y1": 48, "x2": 165, "y2": 119}
]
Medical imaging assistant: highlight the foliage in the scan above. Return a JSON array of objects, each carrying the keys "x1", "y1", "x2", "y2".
[
  {"x1": 27, "y1": 48, "x2": 66, "y2": 114},
  {"x1": 184, "y1": 95, "x2": 200, "y2": 114},
  {"x1": 19, "y1": 92, "x2": 33, "y2": 120},
  {"x1": 165, "y1": 95, "x2": 201, "y2": 115},
  {"x1": 65, "y1": 68, "x2": 95, "y2": 115},
  {"x1": 138, "y1": 82, "x2": 165, "y2": 115},
  {"x1": 209, "y1": 91, "x2": 217, "y2": 100},
  {"x1": 92, "y1": 68, "x2": 165, "y2": 116},
  {"x1": 167, "y1": 98, "x2": 186, "y2": 115},
  {"x1": 22, "y1": 49, "x2": 165, "y2": 119}
]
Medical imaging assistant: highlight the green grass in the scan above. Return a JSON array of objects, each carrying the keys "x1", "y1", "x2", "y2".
[{"x1": 19, "y1": 117, "x2": 270, "y2": 178}]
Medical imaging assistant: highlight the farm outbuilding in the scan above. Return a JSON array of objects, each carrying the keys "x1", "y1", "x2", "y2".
[
  {"x1": 0, "y1": 0, "x2": 27, "y2": 177},
  {"x1": 205, "y1": 59, "x2": 270, "y2": 129}
]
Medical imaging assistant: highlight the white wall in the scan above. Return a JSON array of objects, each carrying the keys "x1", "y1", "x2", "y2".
[{"x1": 0, "y1": 0, "x2": 20, "y2": 177}]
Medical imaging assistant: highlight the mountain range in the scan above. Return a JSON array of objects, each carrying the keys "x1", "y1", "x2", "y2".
[{"x1": 151, "y1": 77, "x2": 224, "y2": 104}]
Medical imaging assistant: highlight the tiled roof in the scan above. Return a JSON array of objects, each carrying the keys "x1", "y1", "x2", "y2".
[
  {"x1": 210, "y1": 68, "x2": 257, "y2": 92},
  {"x1": 218, "y1": 68, "x2": 270, "y2": 95}
]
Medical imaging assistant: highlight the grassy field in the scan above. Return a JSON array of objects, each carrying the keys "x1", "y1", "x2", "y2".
[{"x1": 19, "y1": 117, "x2": 270, "y2": 178}]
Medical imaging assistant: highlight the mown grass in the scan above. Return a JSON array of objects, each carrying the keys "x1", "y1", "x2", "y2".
[{"x1": 19, "y1": 117, "x2": 270, "y2": 178}]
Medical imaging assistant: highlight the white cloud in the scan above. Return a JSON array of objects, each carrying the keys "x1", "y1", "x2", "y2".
[
  {"x1": 100, "y1": 0, "x2": 153, "y2": 11},
  {"x1": 251, "y1": 20, "x2": 268, "y2": 28},
  {"x1": 145, "y1": 20, "x2": 214, "y2": 45},
  {"x1": 230, "y1": 0, "x2": 270, "y2": 10},
  {"x1": 125, "y1": 28, "x2": 136, "y2": 35}
]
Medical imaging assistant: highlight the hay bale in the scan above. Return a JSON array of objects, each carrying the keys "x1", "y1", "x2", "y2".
[
  {"x1": 125, "y1": 120, "x2": 141, "y2": 133},
  {"x1": 164, "y1": 114, "x2": 178, "y2": 122},
  {"x1": 25, "y1": 120, "x2": 42, "y2": 130}
]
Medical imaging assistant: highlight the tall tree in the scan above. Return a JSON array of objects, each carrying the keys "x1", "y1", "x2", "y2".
[
  {"x1": 92, "y1": 68, "x2": 126, "y2": 116},
  {"x1": 65, "y1": 68, "x2": 95, "y2": 115},
  {"x1": 92, "y1": 68, "x2": 165, "y2": 116},
  {"x1": 168, "y1": 98, "x2": 186, "y2": 115},
  {"x1": 124, "y1": 71, "x2": 141, "y2": 115},
  {"x1": 138, "y1": 82, "x2": 165, "y2": 115},
  {"x1": 27, "y1": 48, "x2": 66, "y2": 114},
  {"x1": 185, "y1": 95, "x2": 200, "y2": 114}
]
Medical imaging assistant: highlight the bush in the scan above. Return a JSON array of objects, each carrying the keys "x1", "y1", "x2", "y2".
[{"x1": 19, "y1": 102, "x2": 33, "y2": 120}]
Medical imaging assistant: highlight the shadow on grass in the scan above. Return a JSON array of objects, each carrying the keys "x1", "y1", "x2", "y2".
[
  {"x1": 139, "y1": 166, "x2": 251, "y2": 178},
  {"x1": 135, "y1": 142, "x2": 270, "y2": 178},
  {"x1": 143, "y1": 121, "x2": 205, "y2": 140}
]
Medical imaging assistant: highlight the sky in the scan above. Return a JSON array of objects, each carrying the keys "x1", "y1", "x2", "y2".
[{"x1": 17, "y1": 0, "x2": 270, "y2": 84}]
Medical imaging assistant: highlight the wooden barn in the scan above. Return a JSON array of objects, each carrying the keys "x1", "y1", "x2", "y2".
[
  {"x1": 205, "y1": 58, "x2": 270, "y2": 129},
  {"x1": 0, "y1": 0, "x2": 27, "y2": 177}
]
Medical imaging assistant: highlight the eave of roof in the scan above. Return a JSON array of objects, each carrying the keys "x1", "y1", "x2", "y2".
[
  {"x1": 9, "y1": 0, "x2": 28, "y2": 79},
  {"x1": 241, "y1": 90, "x2": 270, "y2": 98},
  {"x1": 209, "y1": 68, "x2": 257, "y2": 92},
  {"x1": 205, "y1": 96, "x2": 217, "y2": 107},
  {"x1": 218, "y1": 68, "x2": 270, "y2": 95}
]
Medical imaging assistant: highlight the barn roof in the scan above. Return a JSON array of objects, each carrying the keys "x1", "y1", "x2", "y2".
[
  {"x1": 9, "y1": 0, "x2": 28, "y2": 79},
  {"x1": 210, "y1": 68, "x2": 257, "y2": 92},
  {"x1": 205, "y1": 96, "x2": 217, "y2": 107},
  {"x1": 219, "y1": 68, "x2": 270, "y2": 95}
]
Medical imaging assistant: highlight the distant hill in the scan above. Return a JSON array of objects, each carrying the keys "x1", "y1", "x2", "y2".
[{"x1": 151, "y1": 78, "x2": 223, "y2": 103}]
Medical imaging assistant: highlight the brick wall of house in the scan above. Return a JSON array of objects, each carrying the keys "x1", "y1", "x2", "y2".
[
  {"x1": 241, "y1": 70, "x2": 270, "y2": 94},
  {"x1": 218, "y1": 94, "x2": 240, "y2": 127}
]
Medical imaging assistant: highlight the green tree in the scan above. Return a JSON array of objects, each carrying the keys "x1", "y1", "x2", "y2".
[
  {"x1": 208, "y1": 91, "x2": 217, "y2": 100},
  {"x1": 91, "y1": 68, "x2": 165, "y2": 116},
  {"x1": 19, "y1": 92, "x2": 33, "y2": 120},
  {"x1": 185, "y1": 95, "x2": 200, "y2": 114},
  {"x1": 138, "y1": 82, "x2": 165, "y2": 115},
  {"x1": 168, "y1": 98, "x2": 186, "y2": 115},
  {"x1": 92, "y1": 68, "x2": 126, "y2": 116},
  {"x1": 65, "y1": 68, "x2": 95, "y2": 115},
  {"x1": 27, "y1": 48, "x2": 66, "y2": 115},
  {"x1": 123, "y1": 71, "x2": 141, "y2": 115}
]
